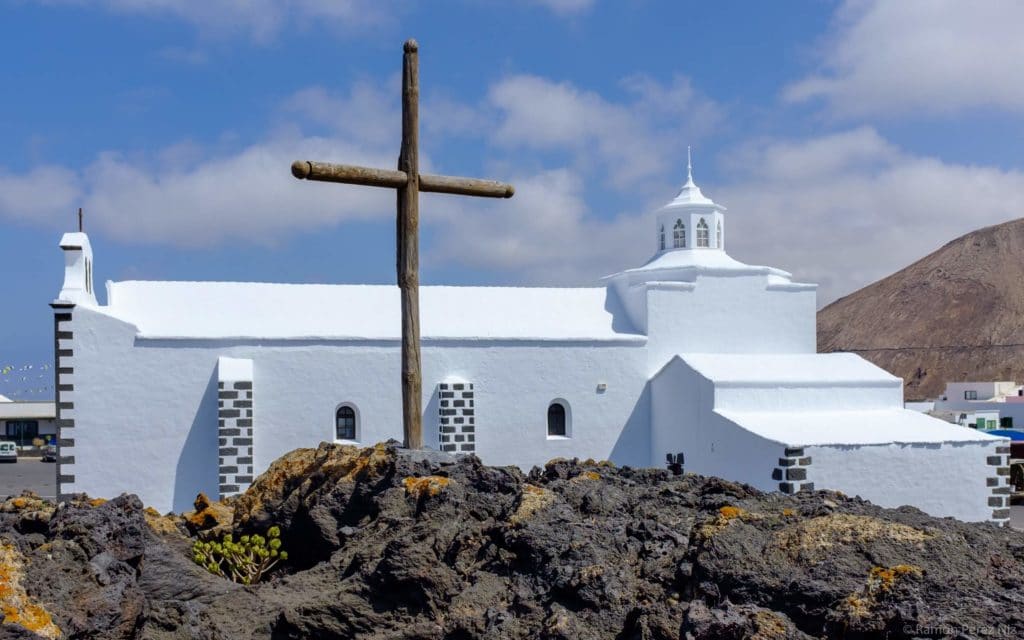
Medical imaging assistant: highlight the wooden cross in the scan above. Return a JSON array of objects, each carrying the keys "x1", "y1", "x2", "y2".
[{"x1": 291, "y1": 39, "x2": 514, "y2": 450}]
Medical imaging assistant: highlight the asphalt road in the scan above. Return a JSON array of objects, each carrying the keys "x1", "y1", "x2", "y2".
[
  {"x1": 1, "y1": 459, "x2": 1023, "y2": 530},
  {"x1": 0, "y1": 457, "x2": 57, "y2": 500}
]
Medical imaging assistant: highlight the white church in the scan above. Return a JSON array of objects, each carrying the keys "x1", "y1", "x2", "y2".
[{"x1": 50, "y1": 162, "x2": 1010, "y2": 522}]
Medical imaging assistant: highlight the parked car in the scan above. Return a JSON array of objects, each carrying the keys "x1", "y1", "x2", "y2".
[
  {"x1": 0, "y1": 441, "x2": 17, "y2": 463},
  {"x1": 41, "y1": 444, "x2": 57, "y2": 462}
]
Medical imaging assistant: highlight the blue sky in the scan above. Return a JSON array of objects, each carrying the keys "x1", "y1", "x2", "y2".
[{"x1": 3, "y1": 0, "x2": 1024, "y2": 399}]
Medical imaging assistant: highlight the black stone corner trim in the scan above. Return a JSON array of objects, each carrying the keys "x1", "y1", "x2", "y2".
[
  {"x1": 50, "y1": 303, "x2": 75, "y2": 311},
  {"x1": 774, "y1": 445, "x2": 812, "y2": 494},
  {"x1": 58, "y1": 474, "x2": 75, "y2": 484},
  {"x1": 437, "y1": 381, "x2": 476, "y2": 454}
]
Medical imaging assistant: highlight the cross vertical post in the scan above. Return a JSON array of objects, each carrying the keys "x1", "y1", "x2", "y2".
[
  {"x1": 397, "y1": 40, "x2": 423, "y2": 449},
  {"x1": 290, "y1": 39, "x2": 514, "y2": 450}
]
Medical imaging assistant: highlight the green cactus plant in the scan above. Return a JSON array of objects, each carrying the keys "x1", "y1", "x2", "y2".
[{"x1": 191, "y1": 525, "x2": 288, "y2": 584}]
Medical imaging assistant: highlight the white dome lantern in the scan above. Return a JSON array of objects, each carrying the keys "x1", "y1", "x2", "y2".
[{"x1": 654, "y1": 147, "x2": 726, "y2": 253}]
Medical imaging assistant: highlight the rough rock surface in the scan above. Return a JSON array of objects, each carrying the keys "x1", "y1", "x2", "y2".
[
  {"x1": 1, "y1": 442, "x2": 1023, "y2": 639},
  {"x1": 818, "y1": 217, "x2": 1024, "y2": 400}
]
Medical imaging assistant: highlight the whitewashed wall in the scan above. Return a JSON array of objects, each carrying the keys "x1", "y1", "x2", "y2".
[
  {"x1": 65, "y1": 307, "x2": 650, "y2": 512},
  {"x1": 806, "y1": 442, "x2": 1006, "y2": 523},
  {"x1": 645, "y1": 276, "x2": 816, "y2": 374},
  {"x1": 650, "y1": 357, "x2": 782, "y2": 490}
]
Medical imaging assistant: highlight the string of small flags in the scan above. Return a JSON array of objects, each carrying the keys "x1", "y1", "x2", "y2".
[{"x1": 0, "y1": 362, "x2": 55, "y2": 397}]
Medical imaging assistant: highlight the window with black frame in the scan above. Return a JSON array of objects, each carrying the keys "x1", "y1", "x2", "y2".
[
  {"x1": 5, "y1": 420, "x2": 39, "y2": 447},
  {"x1": 547, "y1": 402, "x2": 566, "y2": 437},
  {"x1": 336, "y1": 406, "x2": 357, "y2": 440}
]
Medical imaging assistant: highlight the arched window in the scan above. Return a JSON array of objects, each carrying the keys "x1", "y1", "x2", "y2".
[
  {"x1": 547, "y1": 401, "x2": 568, "y2": 437},
  {"x1": 696, "y1": 218, "x2": 709, "y2": 248},
  {"x1": 658, "y1": 225, "x2": 665, "y2": 250},
  {"x1": 716, "y1": 221, "x2": 722, "y2": 248},
  {"x1": 336, "y1": 405, "x2": 357, "y2": 440},
  {"x1": 673, "y1": 219, "x2": 686, "y2": 248}
]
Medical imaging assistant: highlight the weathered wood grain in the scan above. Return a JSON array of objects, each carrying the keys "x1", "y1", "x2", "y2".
[{"x1": 398, "y1": 38, "x2": 423, "y2": 450}]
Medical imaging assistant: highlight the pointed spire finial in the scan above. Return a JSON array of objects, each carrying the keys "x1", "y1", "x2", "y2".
[
  {"x1": 78, "y1": 207, "x2": 83, "y2": 233},
  {"x1": 687, "y1": 146, "x2": 693, "y2": 183}
]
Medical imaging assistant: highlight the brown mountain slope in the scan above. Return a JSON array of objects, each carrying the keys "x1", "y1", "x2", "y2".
[{"x1": 818, "y1": 217, "x2": 1024, "y2": 400}]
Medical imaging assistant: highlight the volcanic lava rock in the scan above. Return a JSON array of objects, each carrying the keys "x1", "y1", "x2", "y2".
[{"x1": 1, "y1": 442, "x2": 1022, "y2": 639}]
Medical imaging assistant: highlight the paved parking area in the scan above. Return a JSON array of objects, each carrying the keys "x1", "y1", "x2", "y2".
[{"x1": 0, "y1": 458, "x2": 57, "y2": 500}]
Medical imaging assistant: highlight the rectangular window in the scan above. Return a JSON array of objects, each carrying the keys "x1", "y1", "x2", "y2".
[
  {"x1": 964, "y1": 390, "x2": 978, "y2": 400},
  {"x1": 5, "y1": 420, "x2": 39, "y2": 447}
]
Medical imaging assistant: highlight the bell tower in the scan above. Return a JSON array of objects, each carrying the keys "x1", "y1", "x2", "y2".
[{"x1": 654, "y1": 148, "x2": 725, "y2": 252}]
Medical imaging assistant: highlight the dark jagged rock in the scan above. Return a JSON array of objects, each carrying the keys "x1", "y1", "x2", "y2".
[{"x1": 1, "y1": 442, "x2": 1022, "y2": 639}]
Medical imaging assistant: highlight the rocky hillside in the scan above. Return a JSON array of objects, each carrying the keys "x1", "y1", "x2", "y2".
[
  {"x1": 2, "y1": 442, "x2": 1024, "y2": 639},
  {"x1": 819, "y1": 218, "x2": 1024, "y2": 400}
]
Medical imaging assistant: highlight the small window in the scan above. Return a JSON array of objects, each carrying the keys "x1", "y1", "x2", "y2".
[
  {"x1": 658, "y1": 225, "x2": 665, "y2": 250},
  {"x1": 336, "y1": 405, "x2": 357, "y2": 440},
  {"x1": 965, "y1": 390, "x2": 978, "y2": 400},
  {"x1": 547, "y1": 400, "x2": 569, "y2": 437},
  {"x1": 696, "y1": 218, "x2": 709, "y2": 247},
  {"x1": 5, "y1": 420, "x2": 39, "y2": 447},
  {"x1": 673, "y1": 219, "x2": 686, "y2": 248}
]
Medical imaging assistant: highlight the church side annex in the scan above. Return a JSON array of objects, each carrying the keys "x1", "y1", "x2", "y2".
[{"x1": 50, "y1": 160, "x2": 1010, "y2": 522}]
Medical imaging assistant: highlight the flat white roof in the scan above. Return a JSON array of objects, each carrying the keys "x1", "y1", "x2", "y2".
[
  {"x1": 101, "y1": 281, "x2": 644, "y2": 342},
  {"x1": 682, "y1": 352, "x2": 902, "y2": 386},
  {"x1": 718, "y1": 408, "x2": 1006, "y2": 446},
  {"x1": 0, "y1": 402, "x2": 56, "y2": 420}
]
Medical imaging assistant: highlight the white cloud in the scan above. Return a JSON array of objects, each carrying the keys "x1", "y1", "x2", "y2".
[
  {"x1": 36, "y1": 0, "x2": 395, "y2": 41},
  {"x1": 0, "y1": 80, "x2": 404, "y2": 246},
  {"x1": 717, "y1": 127, "x2": 1024, "y2": 304},
  {"x1": 528, "y1": 0, "x2": 594, "y2": 16},
  {"x1": 0, "y1": 166, "x2": 81, "y2": 224},
  {"x1": 36, "y1": 0, "x2": 595, "y2": 41},
  {"x1": 429, "y1": 169, "x2": 649, "y2": 284},
  {"x1": 0, "y1": 71, "x2": 713, "y2": 287},
  {"x1": 785, "y1": 0, "x2": 1024, "y2": 117},
  {"x1": 488, "y1": 73, "x2": 721, "y2": 188},
  {"x1": 0, "y1": 71, "x2": 718, "y2": 284}
]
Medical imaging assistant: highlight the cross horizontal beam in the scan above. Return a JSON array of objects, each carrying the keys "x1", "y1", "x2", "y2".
[{"x1": 291, "y1": 160, "x2": 515, "y2": 198}]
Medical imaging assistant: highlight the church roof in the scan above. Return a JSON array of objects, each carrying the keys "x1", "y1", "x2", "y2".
[
  {"x1": 681, "y1": 352, "x2": 899, "y2": 386},
  {"x1": 717, "y1": 408, "x2": 1006, "y2": 447},
  {"x1": 613, "y1": 247, "x2": 797, "y2": 279},
  {"x1": 100, "y1": 281, "x2": 644, "y2": 343}
]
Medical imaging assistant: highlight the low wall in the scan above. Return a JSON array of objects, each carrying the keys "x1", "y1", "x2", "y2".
[{"x1": 805, "y1": 440, "x2": 1010, "y2": 523}]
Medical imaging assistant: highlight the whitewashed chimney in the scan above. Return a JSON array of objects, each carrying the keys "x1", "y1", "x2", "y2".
[{"x1": 56, "y1": 232, "x2": 97, "y2": 307}]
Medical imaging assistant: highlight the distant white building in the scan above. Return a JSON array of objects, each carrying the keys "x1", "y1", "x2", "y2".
[
  {"x1": 0, "y1": 395, "x2": 57, "y2": 449},
  {"x1": 50, "y1": 161, "x2": 1010, "y2": 522},
  {"x1": 935, "y1": 380, "x2": 1024, "y2": 430}
]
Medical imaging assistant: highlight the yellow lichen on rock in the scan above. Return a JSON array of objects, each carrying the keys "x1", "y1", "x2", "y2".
[
  {"x1": 0, "y1": 545, "x2": 61, "y2": 639},
  {"x1": 185, "y1": 492, "x2": 233, "y2": 535},
  {"x1": 234, "y1": 442, "x2": 395, "y2": 525},
  {"x1": 572, "y1": 471, "x2": 601, "y2": 482},
  {"x1": 868, "y1": 564, "x2": 921, "y2": 592},
  {"x1": 510, "y1": 484, "x2": 556, "y2": 525},
  {"x1": 144, "y1": 507, "x2": 184, "y2": 536},
  {"x1": 695, "y1": 505, "x2": 758, "y2": 540},
  {"x1": 750, "y1": 610, "x2": 789, "y2": 640},
  {"x1": 402, "y1": 475, "x2": 451, "y2": 499},
  {"x1": 88, "y1": 498, "x2": 107, "y2": 507},
  {"x1": 719, "y1": 506, "x2": 745, "y2": 520},
  {"x1": 837, "y1": 564, "x2": 923, "y2": 621},
  {"x1": 773, "y1": 514, "x2": 932, "y2": 560}
]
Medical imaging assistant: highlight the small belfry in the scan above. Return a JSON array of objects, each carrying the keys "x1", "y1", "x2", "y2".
[{"x1": 654, "y1": 147, "x2": 725, "y2": 252}]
